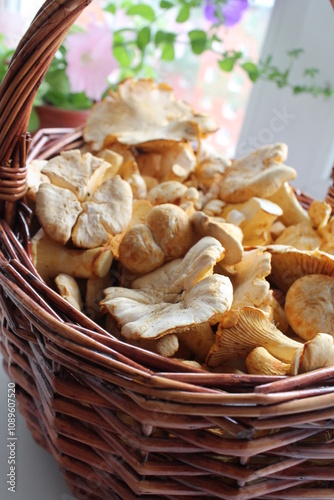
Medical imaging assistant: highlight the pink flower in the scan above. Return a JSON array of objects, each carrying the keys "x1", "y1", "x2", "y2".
[{"x1": 65, "y1": 22, "x2": 117, "y2": 101}]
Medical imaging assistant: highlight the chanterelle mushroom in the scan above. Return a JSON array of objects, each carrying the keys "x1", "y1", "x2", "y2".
[
  {"x1": 284, "y1": 274, "x2": 334, "y2": 340},
  {"x1": 41, "y1": 149, "x2": 115, "y2": 202},
  {"x1": 146, "y1": 203, "x2": 194, "y2": 260},
  {"x1": 36, "y1": 183, "x2": 82, "y2": 245},
  {"x1": 72, "y1": 175, "x2": 133, "y2": 248},
  {"x1": 191, "y1": 211, "x2": 243, "y2": 265},
  {"x1": 84, "y1": 78, "x2": 218, "y2": 151},
  {"x1": 219, "y1": 248, "x2": 272, "y2": 328},
  {"x1": 101, "y1": 237, "x2": 233, "y2": 342},
  {"x1": 218, "y1": 143, "x2": 296, "y2": 203}
]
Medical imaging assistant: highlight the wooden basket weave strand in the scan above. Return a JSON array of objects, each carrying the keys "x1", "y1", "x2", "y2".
[{"x1": 1, "y1": 2, "x2": 334, "y2": 499}]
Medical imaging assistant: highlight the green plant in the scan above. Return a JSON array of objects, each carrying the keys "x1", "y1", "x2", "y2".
[{"x1": 0, "y1": 0, "x2": 333, "y2": 130}]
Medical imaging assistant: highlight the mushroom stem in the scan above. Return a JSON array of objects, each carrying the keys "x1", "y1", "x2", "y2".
[
  {"x1": 32, "y1": 229, "x2": 113, "y2": 282},
  {"x1": 206, "y1": 307, "x2": 301, "y2": 367},
  {"x1": 246, "y1": 347, "x2": 291, "y2": 376}
]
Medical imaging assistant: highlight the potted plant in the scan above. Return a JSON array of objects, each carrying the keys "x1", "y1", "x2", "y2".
[{"x1": 0, "y1": 0, "x2": 333, "y2": 132}]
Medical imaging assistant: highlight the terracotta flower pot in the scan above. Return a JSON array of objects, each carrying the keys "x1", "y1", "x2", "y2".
[{"x1": 35, "y1": 105, "x2": 91, "y2": 130}]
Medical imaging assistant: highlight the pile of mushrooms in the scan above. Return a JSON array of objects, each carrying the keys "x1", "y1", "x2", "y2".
[{"x1": 26, "y1": 78, "x2": 334, "y2": 376}]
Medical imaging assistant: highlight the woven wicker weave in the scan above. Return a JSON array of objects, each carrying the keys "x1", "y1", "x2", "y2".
[{"x1": 1, "y1": 2, "x2": 334, "y2": 499}]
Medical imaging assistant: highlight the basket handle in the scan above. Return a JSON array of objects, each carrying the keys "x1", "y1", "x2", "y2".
[{"x1": 0, "y1": 0, "x2": 92, "y2": 223}]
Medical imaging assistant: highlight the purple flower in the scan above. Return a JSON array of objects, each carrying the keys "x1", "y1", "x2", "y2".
[{"x1": 204, "y1": 0, "x2": 249, "y2": 27}]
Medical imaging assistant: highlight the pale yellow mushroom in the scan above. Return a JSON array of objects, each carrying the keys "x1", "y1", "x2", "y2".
[
  {"x1": 127, "y1": 173, "x2": 147, "y2": 200},
  {"x1": 85, "y1": 275, "x2": 111, "y2": 321},
  {"x1": 54, "y1": 273, "x2": 83, "y2": 311},
  {"x1": 35, "y1": 183, "x2": 82, "y2": 245},
  {"x1": 236, "y1": 197, "x2": 283, "y2": 246},
  {"x1": 84, "y1": 78, "x2": 217, "y2": 150},
  {"x1": 72, "y1": 175, "x2": 133, "y2": 248},
  {"x1": 96, "y1": 148, "x2": 123, "y2": 177},
  {"x1": 291, "y1": 333, "x2": 334, "y2": 375},
  {"x1": 26, "y1": 159, "x2": 49, "y2": 201},
  {"x1": 146, "y1": 203, "x2": 194, "y2": 260},
  {"x1": 191, "y1": 211, "x2": 243, "y2": 266},
  {"x1": 101, "y1": 237, "x2": 233, "y2": 343},
  {"x1": 206, "y1": 307, "x2": 301, "y2": 367},
  {"x1": 259, "y1": 290, "x2": 289, "y2": 333},
  {"x1": 129, "y1": 199, "x2": 153, "y2": 227},
  {"x1": 246, "y1": 347, "x2": 291, "y2": 376},
  {"x1": 118, "y1": 224, "x2": 165, "y2": 275},
  {"x1": 270, "y1": 220, "x2": 286, "y2": 240},
  {"x1": 284, "y1": 274, "x2": 334, "y2": 340},
  {"x1": 202, "y1": 199, "x2": 226, "y2": 217},
  {"x1": 213, "y1": 308, "x2": 333, "y2": 375},
  {"x1": 218, "y1": 143, "x2": 296, "y2": 203},
  {"x1": 220, "y1": 248, "x2": 271, "y2": 328},
  {"x1": 266, "y1": 181, "x2": 310, "y2": 226},
  {"x1": 147, "y1": 181, "x2": 188, "y2": 206},
  {"x1": 274, "y1": 221, "x2": 321, "y2": 251},
  {"x1": 308, "y1": 200, "x2": 332, "y2": 230},
  {"x1": 195, "y1": 141, "x2": 231, "y2": 188},
  {"x1": 41, "y1": 149, "x2": 115, "y2": 202},
  {"x1": 156, "y1": 334, "x2": 179, "y2": 358},
  {"x1": 319, "y1": 217, "x2": 334, "y2": 255},
  {"x1": 266, "y1": 245, "x2": 334, "y2": 293},
  {"x1": 32, "y1": 229, "x2": 113, "y2": 282},
  {"x1": 137, "y1": 142, "x2": 197, "y2": 183},
  {"x1": 177, "y1": 323, "x2": 216, "y2": 362}
]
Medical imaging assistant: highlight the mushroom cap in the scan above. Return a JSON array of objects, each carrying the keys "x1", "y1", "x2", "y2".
[
  {"x1": 267, "y1": 245, "x2": 334, "y2": 293},
  {"x1": 72, "y1": 175, "x2": 133, "y2": 248},
  {"x1": 118, "y1": 224, "x2": 165, "y2": 275},
  {"x1": 226, "y1": 197, "x2": 283, "y2": 246},
  {"x1": 130, "y1": 199, "x2": 153, "y2": 227},
  {"x1": 42, "y1": 150, "x2": 115, "y2": 202},
  {"x1": 137, "y1": 142, "x2": 197, "y2": 183},
  {"x1": 102, "y1": 236, "x2": 233, "y2": 340},
  {"x1": 147, "y1": 181, "x2": 188, "y2": 206},
  {"x1": 206, "y1": 307, "x2": 301, "y2": 368},
  {"x1": 194, "y1": 141, "x2": 231, "y2": 188},
  {"x1": 36, "y1": 183, "x2": 82, "y2": 245},
  {"x1": 218, "y1": 144, "x2": 296, "y2": 203},
  {"x1": 84, "y1": 79, "x2": 217, "y2": 150},
  {"x1": 146, "y1": 203, "x2": 194, "y2": 260},
  {"x1": 291, "y1": 333, "x2": 334, "y2": 375},
  {"x1": 266, "y1": 181, "x2": 310, "y2": 227},
  {"x1": 285, "y1": 274, "x2": 334, "y2": 340},
  {"x1": 220, "y1": 248, "x2": 272, "y2": 328},
  {"x1": 308, "y1": 200, "x2": 332, "y2": 229},
  {"x1": 54, "y1": 273, "x2": 83, "y2": 311},
  {"x1": 274, "y1": 221, "x2": 322, "y2": 250},
  {"x1": 191, "y1": 211, "x2": 243, "y2": 266}
]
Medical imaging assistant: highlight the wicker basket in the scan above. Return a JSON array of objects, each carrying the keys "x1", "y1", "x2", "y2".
[{"x1": 1, "y1": 2, "x2": 334, "y2": 499}]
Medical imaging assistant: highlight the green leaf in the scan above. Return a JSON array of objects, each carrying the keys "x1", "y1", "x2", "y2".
[
  {"x1": 287, "y1": 48, "x2": 303, "y2": 59},
  {"x1": 127, "y1": 4, "x2": 155, "y2": 21},
  {"x1": 104, "y1": 3, "x2": 116, "y2": 14},
  {"x1": 155, "y1": 30, "x2": 176, "y2": 46},
  {"x1": 137, "y1": 27, "x2": 151, "y2": 50},
  {"x1": 304, "y1": 67, "x2": 319, "y2": 78},
  {"x1": 188, "y1": 30, "x2": 207, "y2": 55},
  {"x1": 241, "y1": 62, "x2": 259, "y2": 82},
  {"x1": 161, "y1": 42, "x2": 175, "y2": 61},
  {"x1": 113, "y1": 45, "x2": 132, "y2": 66},
  {"x1": 218, "y1": 58, "x2": 235, "y2": 72},
  {"x1": 176, "y1": 5, "x2": 190, "y2": 23},
  {"x1": 160, "y1": 0, "x2": 173, "y2": 8}
]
